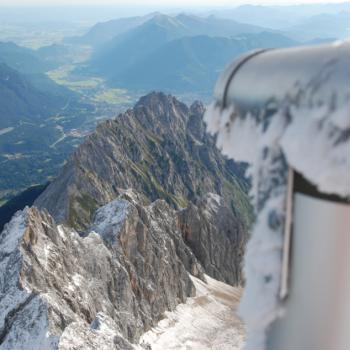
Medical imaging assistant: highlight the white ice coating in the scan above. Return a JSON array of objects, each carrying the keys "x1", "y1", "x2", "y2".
[
  {"x1": 280, "y1": 102, "x2": 350, "y2": 196},
  {"x1": 204, "y1": 91, "x2": 350, "y2": 349}
]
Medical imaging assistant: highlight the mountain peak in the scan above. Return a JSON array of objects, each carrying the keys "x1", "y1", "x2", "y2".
[
  {"x1": 190, "y1": 100, "x2": 205, "y2": 114},
  {"x1": 135, "y1": 91, "x2": 179, "y2": 109},
  {"x1": 36, "y1": 93, "x2": 251, "y2": 231},
  {"x1": 133, "y1": 94, "x2": 206, "y2": 140},
  {"x1": 176, "y1": 13, "x2": 201, "y2": 21},
  {"x1": 134, "y1": 91, "x2": 189, "y2": 129},
  {"x1": 151, "y1": 13, "x2": 178, "y2": 24},
  {"x1": 142, "y1": 13, "x2": 186, "y2": 32}
]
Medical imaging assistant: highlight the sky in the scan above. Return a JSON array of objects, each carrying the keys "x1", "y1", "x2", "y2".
[{"x1": 0, "y1": 0, "x2": 348, "y2": 6}]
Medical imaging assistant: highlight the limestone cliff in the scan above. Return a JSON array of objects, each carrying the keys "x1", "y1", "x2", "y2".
[
  {"x1": 0, "y1": 191, "x2": 202, "y2": 349},
  {"x1": 0, "y1": 93, "x2": 250, "y2": 349},
  {"x1": 35, "y1": 92, "x2": 251, "y2": 232}
]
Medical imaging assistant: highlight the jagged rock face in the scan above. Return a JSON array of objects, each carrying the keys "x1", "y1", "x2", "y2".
[
  {"x1": 35, "y1": 92, "x2": 250, "y2": 231},
  {"x1": 0, "y1": 191, "x2": 203, "y2": 349},
  {"x1": 177, "y1": 193, "x2": 247, "y2": 286},
  {"x1": 0, "y1": 92, "x2": 251, "y2": 348},
  {"x1": 59, "y1": 313, "x2": 135, "y2": 350}
]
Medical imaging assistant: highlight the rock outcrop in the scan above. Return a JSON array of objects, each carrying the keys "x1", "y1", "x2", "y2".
[
  {"x1": 0, "y1": 93, "x2": 251, "y2": 349},
  {"x1": 35, "y1": 92, "x2": 251, "y2": 232},
  {"x1": 178, "y1": 193, "x2": 247, "y2": 286},
  {"x1": 0, "y1": 190, "x2": 204, "y2": 349}
]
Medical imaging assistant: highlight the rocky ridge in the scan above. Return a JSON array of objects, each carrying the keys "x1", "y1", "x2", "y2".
[
  {"x1": 0, "y1": 190, "x2": 203, "y2": 349},
  {"x1": 0, "y1": 93, "x2": 249, "y2": 349},
  {"x1": 0, "y1": 188, "x2": 246, "y2": 349},
  {"x1": 178, "y1": 193, "x2": 247, "y2": 286},
  {"x1": 35, "y1": 92, "x2": 251, "y2": 232}
]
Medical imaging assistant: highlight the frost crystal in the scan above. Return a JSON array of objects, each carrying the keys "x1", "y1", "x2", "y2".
[{"x1": 204, "y1": 75, "x2": 350, "y2": 349}]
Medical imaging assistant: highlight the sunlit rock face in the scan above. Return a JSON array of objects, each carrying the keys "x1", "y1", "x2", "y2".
[
  {"x1": 0, "y1": 92, "x2": 250, "y2": 349},
  {"x1": 0, "y1": 190, "x2": 204, "y2": 349},
  {"x1": 35, "y1": 92, "x2": 251, "y2": 232}
]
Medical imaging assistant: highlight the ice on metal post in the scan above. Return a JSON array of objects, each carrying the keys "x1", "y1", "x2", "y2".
[{"x1": 205, "y1": 40, "x2": 350, "y2": 350}]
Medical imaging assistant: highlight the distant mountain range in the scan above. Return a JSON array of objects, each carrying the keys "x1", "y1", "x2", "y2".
[
  {"x1": 112, "y1": 33, "x2": 297, "y2": 93},
  {"x1": 0, "y1": 41, "x2": 78, "y2": 128},
  {"x1": 210, "y1": 5, "x2": 300, "y2": 29},
  {"x1": 75, "y1": 11, "x2": 346, "y2": 94},
  {"x1": 209, "y1": 4, "x2": 350, "y2": 41},
  {"x1": 84, "y1": 13, "x2": 296, "y2": 94},
  {"x1": 0, "y1": 40, "x2": 78, "y2": 76},
  {"x1": 0, "y1": 41, "x2": 75, "y2": 100},
  {"x1": 286, "y1": 12, "x2": 350, "y2": 41},
  {"x1": 69, "y1": 13, "x2": 156, "y2": 47},
  {"x1": 76, "y1": 12, "x2": 265, "y2": 47},
  {"x1": 0, "y1": 63, "x2": 68, "y2": 128},
  {"x1": 89, "y1": 13, "x2": 267, "y2": 77},
  {"x1": 0, "y1": 41, "x2": 51, "y2": 74}
]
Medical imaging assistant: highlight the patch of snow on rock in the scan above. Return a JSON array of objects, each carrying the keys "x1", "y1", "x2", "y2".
[
  {"x1": 138, "y1": 275, "x2": 245, "y2": 350},
  {"x1": 59, "y1": 313, "x2": 135, "y2": 350},
  {"x1": 204, "y1": 66, "x2": 350, "y2": 350},
  {"x1": 0, "y1": 209, "x2": 59, "y2": 350},
  {"x1": 89, "y1": 198, "x2": 132, "y2": 244}
]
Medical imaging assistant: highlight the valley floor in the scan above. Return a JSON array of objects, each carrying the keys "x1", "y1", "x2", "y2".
[{"x1": 138, "y1": 275, "x2": 245, "y2": 350}]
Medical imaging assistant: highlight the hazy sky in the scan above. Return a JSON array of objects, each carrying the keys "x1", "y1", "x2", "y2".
[{"x1": 0, "y1": 0, "x2": 347, "y2": 6}]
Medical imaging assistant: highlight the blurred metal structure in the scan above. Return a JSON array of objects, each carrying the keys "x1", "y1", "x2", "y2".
[
  {"x1": 213, "y1": 41, "x2": 350, "y2": 350},
  {"x1": 215, "y1": 40, "x2": 350, "y2": 112},
  {"x1": 268, "y1": 185, "x2": 350, "y2": 350}
]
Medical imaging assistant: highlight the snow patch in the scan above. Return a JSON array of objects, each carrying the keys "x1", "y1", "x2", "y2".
[
  {"x1": 0, "y1": 296, "x2": 59, "y2": 350},
  {"x1": 138, "y1": 275, "x2": 245, "y2": 350},
  {"x1": 59, "y1": 312, "x2": 135, "y2": 350},
  {"x1": 89, "y1": 198, "x2": 131, "y2": 244},
  {"x1": 57, "y1": 225, "x2": 66, "y2": 240},
  {"x1": 201, "y1": 192, "x2": 222, "y2": 219}
]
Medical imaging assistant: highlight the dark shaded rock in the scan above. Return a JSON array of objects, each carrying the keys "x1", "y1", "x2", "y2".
[{"x1": 178, "y1": 193, "x2": 248, "y2": 286}]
